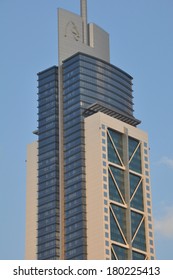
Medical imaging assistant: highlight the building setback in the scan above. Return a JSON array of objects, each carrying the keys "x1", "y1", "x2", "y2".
[{"x1": 25, "y1": 0, "x2": 155, "y2": 260}]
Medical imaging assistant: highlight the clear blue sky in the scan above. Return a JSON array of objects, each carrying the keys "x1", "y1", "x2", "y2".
[{"x1": 0, "y1": 0, "x2": 173, "y2": 260}]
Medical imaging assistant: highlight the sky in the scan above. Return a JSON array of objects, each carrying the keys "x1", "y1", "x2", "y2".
[{"x1": 0, "y1": 0, "x2": 173, "y2": 260}]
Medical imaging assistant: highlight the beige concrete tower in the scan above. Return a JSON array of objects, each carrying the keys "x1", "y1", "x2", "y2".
[
  {"x1": 25, "y1": 142, "x2": 38, "y2": 259},
  {"x1": 85, "y1": 113, "x2": 155, "y2": 260}
]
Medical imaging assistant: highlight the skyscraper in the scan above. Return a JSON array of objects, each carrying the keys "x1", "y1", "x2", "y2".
[{"x1": 25, "y1": 0, "x2": 155, "y2": 260}]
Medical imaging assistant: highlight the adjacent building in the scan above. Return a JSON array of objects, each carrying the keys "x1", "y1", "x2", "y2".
[{"x1": 25, "y1": 0, "x2": 155, "y2": 260}]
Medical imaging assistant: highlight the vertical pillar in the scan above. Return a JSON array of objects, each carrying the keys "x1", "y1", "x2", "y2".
[
  {"x1": 123, "y1": 128, "x2": 132, "y2": 259},
  {"x1": 58, "y1": 66, "x2": 65, "y2": 259},
  {"x1": 80, "y1": 0, "x2": 88, "y2": 44}
]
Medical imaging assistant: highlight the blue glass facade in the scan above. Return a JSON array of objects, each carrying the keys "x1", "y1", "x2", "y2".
[
  {"x1": 37, "y1": 53, "x2": 147, "y2": 260},
  {"x1": 107, "y1": 128, "x2": 147, "y2": 260},
  {"x1": 62, "y1": 53, "x2": 136, "y2": 259},
  {"x1": 37, "y1": 66, "x2": 60, "y2": 260}
]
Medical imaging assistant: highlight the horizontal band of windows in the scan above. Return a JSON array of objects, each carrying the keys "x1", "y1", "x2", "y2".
[
  {"x1": 38, "y1": 86, "x2": 58, "y2": 98},
  {"x1": 38, "y1": 188, "x2": 59, "y2": 201},
  {"x1": 38, "y1": 131, "x2": 57, "y2": 140},
  {"x1": 63, "y1": 97, "x2": 80, "y2": 110},
  {"x1": 38, "y1": 216, "x2": 58, "y2": 227},
  {"x1": 38, "y1": 206, "x2": 59, "y2": 217},
  {"x1": 38, "y1": 95, "x2": 58, "y2": 107},
  {"x1": 39, "y1": 165, "x2": 58, "y2": 176},
  {"x1": 64, "y1": 104, "x2": 83, "y2": 119},
  {"x1": 38, "y1": 137, "x2": 58, "y2": 149},
  {"x1": 38, "y1": 86, "x2": 58, "y2": 97},
  {"x1": 64, "y1": 56, "x2": 131, "y2": 88},
  {"x1": 38, "y1": 100, "x2": 58, "y2": 112},
  {"x1": 38, "y1": 78, "x2": 58, "y2": 89},
  {"x1": 63, "y1": 109, "x2": 81, "y2": 123},
  {"x1": 63, "y1": 72, "x2": 81, "y2": 90},
  {"x1": 38, "y1": 180, "x2": 58, "y2": 191},
  {"x1": 38, "y1": 177, "x2": 58, "y2": 186},
  {"x1": 38, "y1": 243, "x2": 59, "y2": 253},
  {"x1": 39, "y1": 152, "x2": 58, "y2": 163},
  {"x1": 63, "y1": 115, "x2": 82, "y2": 129},
  {"x1": 38, "y1": 191, "x2": 59, "y2": 201},
  {"x1": 64, "y1": 87, "x2": 133, "y2": 115},
  {"x1": 63, "y1": 87, "x2": 80, "y2": 99},
  {"x1": 38, "y1": 70, "x2": 58, "y2": 83},
  {"x1": 65, "y1": 189, "x2": 82, "y2": 202},
  {"x1": 64, "y1": 166, "x2": 85, "y2": 179},
  {"x1": 38, "y1": 225, "x2": 59, "y2": 237},
  {"x1": 64, "y1": 149, "x2": 83, "y2": 161},
  {"x1": 38, "y1": 91, "x2": 58, "y2": 104},
  {"x1": 65, "y1": 205, "x2": 86, "y2": 220},
  {"x1": 37, "y1": 241, "x2": 60, "y2": 249},
  {"x1": 38, "y1": 147, "x2": 58, "y2": 157},
  {"x1": 64, "y1": 123, "x2": 83, "y2": 137},
  {"x1": 79, "y1": 88, "x2": 133, "y2": 113},
  {"x1": 65, "y1": 159, "x2": 83, "y2": 173},
  {"x1": 64, "y1": 133, "x2": 82, "y2": 146},
  {"x1": 65, "y1": 229, "x2": 84, "y2": 243},
  {"x1": 37, "y1": 87, "x2": 58, "y2": 104},
  {"x1": 65, "y1": 197, "x2": 85, "y2": 210},
  {"x1": 65, "y1": 181, "x2": 85, "y2": 196},
  {"x1": 64, "y1": 122, "x2": 83, "y2": 136},
  {"x1": 38, "y1": 161, "x2": 58, "y2": 172},
  {"x1": 64, "y1": 138, "x2": 83, "y2": 152},
  {"x1": 38, "y1": 104, "x2": 57, "y2": 115},
  {"x1": 39, "y1": 133, "x2": 58, "y2": 143},
  {"x1": 65, "y1": 245, "x2": 86, "y2": 259},
  {"x1": 63, "y1": 102, "x2": 80, "y2": 115},
  {"x1": 38, "y1": 112, "x2": 58, "y2": 124},
  {"x1": 65, "y1": 175, "x2": 86, "y2": 189},
  {"x1": 38, "y1": 236, "x2": 60, "y2": 247},
  {"x1": 65, "y1": 221, "x2": 86, "y2": 235},
  {"x1": 38, "y1": 229, "x2": 59, "y2": 239},
  {"x1": 38, "y1": 113, "x2": 58, "y2": 124},
  {"x1": 37, "y1": 246, "x2": 59, "y2": 257},
  {"x1": 38, "y1": 86, "x2": 58, "y2": 99},
  {"x1": 68, "y1": 65, "x2": 132, "y2": 92},
  {"x1": 38, "y1": 219, "x2": 59, "y2": 230},
  {"x1": 38, "y1": 170, "x2": 58, "y2": 182},
  {"x1": 64, "y1": 169, "x2": 85, "y2": 183},
  {"x1": 38, "y1": 171, "x2": 57, "y2": 183},
  {"x1": 38, "y1": 200, "x2": 58, "y2": 212},
  {"x1": 38, "y1": 123, "x2": 57, "y2": 134},
  {"x1": 38, "y1": 156, "x2": 58, "y2": 167},
  {"x1": 64, "y1": 70, "x2": 132, "y2": 99},
  {"x1": 38, "y1": 193, "x2": 59, "y2": 205},
  {"x1": 78, "y1": 55, "x2": 132, "y2": 83},
  {"x1": 38, "y1": 209, "x2": 59, "y2": 220},
  {"x1": 38, "y1": 67, "x2": 58, "y2": 80},
  {"x1": 38, "y1": 77, "x2": 58, "y2": 88},
  {"x1": 80, "y1": 81, "x2": 134, "y2": 107},
  {"x1": 38, "y1": 222, "x2": 59, "y2": 233},
  {"x1": 38, "y1": 243, "x2": 60, "y2": 253},
  {"x1": 67, "y1": 254, "x2": 86, "y2": 260},
  {"x1": 38, "y1": 109, "x2": 57, "y2": 118},
  {"x1": 38, "y1": 143, "x2": 57, "y2": 155},
  {"x1": 38, "y1": 168, "x2": 59, "y2": 183},
  {"x1": 66, "y1": 213, "x2": 83, "y2": 226},
  {"x1": 38, "y1": 121, "x2": 59, "y2": 132},
  {"x1": 63, "y1": 62, "x2": 80, "y2": 75},
  {"x1": 38, "y1": 108, "x2": 56, "y2": 119},
  {"x1": 66, "y1": 237, "x2": 85, "y2": 251}
]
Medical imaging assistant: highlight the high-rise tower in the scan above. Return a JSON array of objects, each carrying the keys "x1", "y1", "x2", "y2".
[{"x1": 25, "y1": 0, "x2": 155, "y2": 260}]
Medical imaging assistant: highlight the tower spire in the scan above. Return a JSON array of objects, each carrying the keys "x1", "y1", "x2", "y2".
[{"x1": 80, "y1": 0, "x2": 88, "y2": 44}]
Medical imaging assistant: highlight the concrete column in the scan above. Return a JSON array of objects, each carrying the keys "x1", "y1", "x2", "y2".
[{"x1": 80, "y1": 0, "x2": 88, "y2": 44}]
